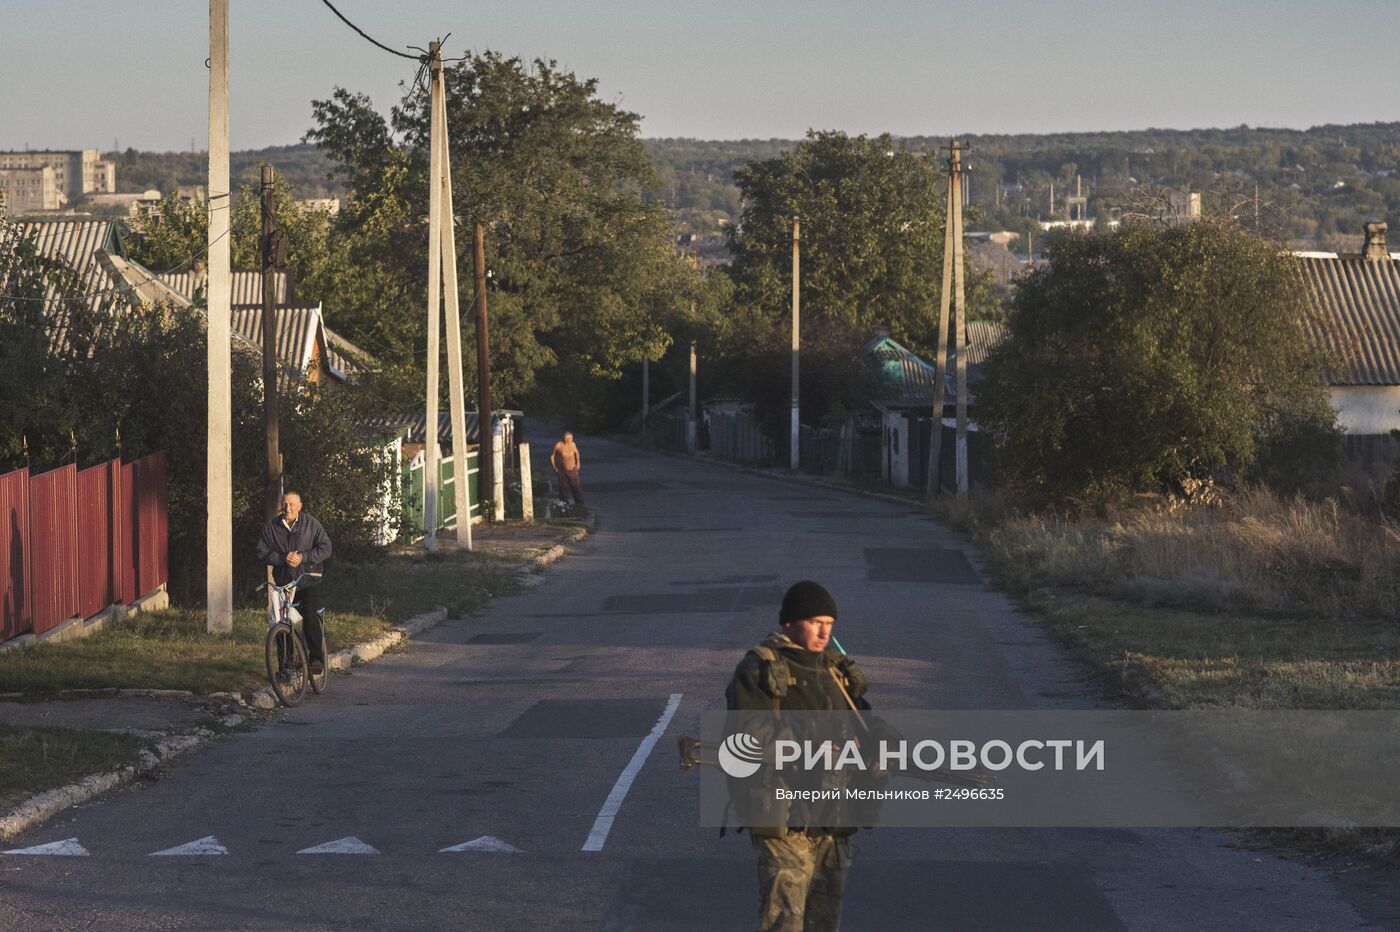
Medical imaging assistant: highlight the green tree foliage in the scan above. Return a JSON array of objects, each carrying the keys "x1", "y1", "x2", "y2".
[
  {"x1": 978, "y1": 221, "x2": 1338, "y2": 505},
  {"x1": 306, "y1": 52, "x2": 702, "y2": 423},
  {"x1": 726, "y1": 132, "x2": 949, "y2": 352}
]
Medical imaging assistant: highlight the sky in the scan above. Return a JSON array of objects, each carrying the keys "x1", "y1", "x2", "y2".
[{"x1": 2, "y1": 0, "x2": 1398, "y2": 152}]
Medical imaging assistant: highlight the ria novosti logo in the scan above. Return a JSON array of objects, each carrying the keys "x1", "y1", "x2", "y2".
[{"x1": 718, "y1": 733, "x2": 764, "y2": 778}]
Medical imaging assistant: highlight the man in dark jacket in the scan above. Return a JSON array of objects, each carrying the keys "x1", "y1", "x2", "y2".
[
  {"x1": 726, "y1": 580, "x2": 870, "y2": 932},
  {"x1": 256, "y1": 491, "x2": 332, "y2": 671}
]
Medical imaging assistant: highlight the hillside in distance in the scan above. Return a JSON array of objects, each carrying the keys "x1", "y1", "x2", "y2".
[{"x1": 105, "y1": 123, "x2": 1400, "y2": 251}]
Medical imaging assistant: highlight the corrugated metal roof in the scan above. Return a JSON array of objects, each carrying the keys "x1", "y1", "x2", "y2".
[
  {"x1": 862, "y1": 323, "x2": 1007, "y2": 409},
  {"x1": 1295, "y1": 254, "x2": 1400, "y2": 385},
  {"x1": 366, "y1": 412, "x2": 484, "y2": 448},
  {"x1": 159, "y1": 269, "x2": 291, "y2": 305},
  {"x1": 1, "y1": 219, "x2": 124, "y2": 355},
  {"x1": 229, "y1": 303, "x2": 346, "y2": 385}
]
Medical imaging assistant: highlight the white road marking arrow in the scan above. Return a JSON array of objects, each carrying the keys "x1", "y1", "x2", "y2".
[
  {"x1": 440, "y1": 836, "x2": 523, "y2": 853},
  {"x1": 2, "y1": 838, "x2": 89, "y2": 856},
  {"x1": 150, "y1": 836, "x2": 229, "y2": 856},
  {"x1": 296, "y1": 836, "x2": 379, "y2": 855}
]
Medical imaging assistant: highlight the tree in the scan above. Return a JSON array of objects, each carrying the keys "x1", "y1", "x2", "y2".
[
  {"x1": 306, "y1": 52, "x2": 702, "y2": 424},
  {"x1": 978, "y1": 220, "x2": 1338, "y2": 505},
  {"x1": 725, "y1": 132, "x2": 951, "y2": 354}
]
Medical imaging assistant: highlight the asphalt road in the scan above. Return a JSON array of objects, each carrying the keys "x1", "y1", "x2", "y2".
[{"x1": 1, "y1": 436, "x2": 1396, "y2": 931}]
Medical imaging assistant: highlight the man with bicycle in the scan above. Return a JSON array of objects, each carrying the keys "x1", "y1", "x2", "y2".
[{"x1": 256, "y1": 491, "x2": 332, "y2": 674}]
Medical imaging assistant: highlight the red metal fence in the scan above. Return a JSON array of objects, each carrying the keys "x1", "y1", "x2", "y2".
[{"x1": 0, "y1": 452, "x2": 167, "y2": 643}]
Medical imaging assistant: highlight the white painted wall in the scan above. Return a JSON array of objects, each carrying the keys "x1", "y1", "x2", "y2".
[{"x1": 1330, "y1": 386, "x2": 1400, "y2": 435}]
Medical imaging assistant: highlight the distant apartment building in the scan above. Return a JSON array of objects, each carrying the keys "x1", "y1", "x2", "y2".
[
  {"x1": 0, "y1": 166, "x2": 61, "y2": 212},
  {"x1": 0, "y1": 149, "x2": 116, "y2": 212}
]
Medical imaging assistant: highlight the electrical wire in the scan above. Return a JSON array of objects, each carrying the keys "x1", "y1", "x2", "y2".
[{"x1": 320, "y1": 0, "x2": 426, "y2": 61}]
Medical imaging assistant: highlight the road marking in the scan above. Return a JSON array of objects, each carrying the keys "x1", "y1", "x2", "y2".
[
  {"x1": 297, "y1": 836, "x2": 379, "y2": 855},
  {"x1": 150, "y1": 836, "x2": 229, "y2": 856},
  {"x1": 581, "y1": 692, "x2": 683, "y2": 852},
  {"x1": 3, "y1": 838, "x2": 89, "y2": 857},
  {"x1": 440, "y1": 836, "x2": 522, "y2": 853}
]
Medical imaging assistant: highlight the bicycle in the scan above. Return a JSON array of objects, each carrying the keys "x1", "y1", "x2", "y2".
[{"x1": 260, "y1": 572, "x2": 329, "y2": 707}]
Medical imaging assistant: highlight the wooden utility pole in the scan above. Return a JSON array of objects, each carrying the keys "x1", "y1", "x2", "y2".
[
  {"x1": 926, "y1": 140, "x2": 969, "y2": 499},
  {"x1": 790, "y1": 215, "x2": 800, "y2": 470},
  {"x1": 473, "y1": 222, "x2": 493, "y2": 512},
  {"x1": 423, "y1": 43, "x2": 444, "y2": 551},
  {"x1": 435, "y1": 52, "x2": 472, "y2": 550},
  {"x1": 206, "y1": 0, "x2": 233, "y2": 633},
  {"x1": 260, "y1": 164, "x2": 281, "y2": 521}
]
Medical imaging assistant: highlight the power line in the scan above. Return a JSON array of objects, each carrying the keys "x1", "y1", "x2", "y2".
[{"x1": 319, "y1": 0, "x2": 425, "y2": 61}]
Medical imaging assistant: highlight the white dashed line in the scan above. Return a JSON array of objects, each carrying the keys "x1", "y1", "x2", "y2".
[
  {"x1": 150, "y1": 836, "x2": 229, "y2": 856},
  {"x1": 440, "y1": 836, "x2": 522, "y2": 853},
  {"x1": 2, "y1": 838, "x2": 89, "y2": 856},
  {"x1": 581, "y1": 692, "x2": 683, "y2": 852},
  {"x1": 296, "y1": 836, "x2": 380, "y2": 855}
]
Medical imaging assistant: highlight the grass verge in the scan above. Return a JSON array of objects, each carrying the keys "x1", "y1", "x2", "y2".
[
  {"x1": 0, "y1": 549, "x2": 522, "y2": 696},
  {"x1": 0, "y1": 723, "x2": 149, "y2": 811}
]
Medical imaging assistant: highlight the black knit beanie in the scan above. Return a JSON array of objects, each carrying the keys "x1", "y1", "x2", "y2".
[{"x1": 779, "y1": 580, "x2": 838, "y2": 625}]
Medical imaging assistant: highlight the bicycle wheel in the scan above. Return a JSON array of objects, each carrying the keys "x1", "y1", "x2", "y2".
[
  {"x1": 309, "y1": 627, "x2": 328, "y2": 695},
  {"x1": 264, "y1": 623, "x2": 308, "y2": 707}
]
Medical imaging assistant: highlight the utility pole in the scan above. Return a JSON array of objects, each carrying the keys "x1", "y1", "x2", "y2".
[
  {"x1": 423, "y1": 43, "x2": 444, "y2": 551},
  {"x1": 642, "y1": 357, "x2": 650, "y2": 429},
  {"x1": 688, "y1": 337, "x2": 698, "y2": 454},
  {"x1": 206, "y1": 0, "x2": 232, "y2": 634},
  {"x1": 926, "y1": 157, "x2": 955, "y2": 499},
  {"x1": 473, "y1": 222, "x2": 493, "y2": 513},
  {"x1": 790, "y1": 215, "x2": 800, "y2": 470},
  {"x1": 951, "y1": 145, "x2": 969, "y2": 497},
  {"x1": 260, "y1": 164, "x2": 281, "y2": 521},
  {"x1": 927, "y1": 139, "x2": 970, "y2": 499},
  {"x1": 435, "y1": 49, "x2": 472, "y2": 550}
]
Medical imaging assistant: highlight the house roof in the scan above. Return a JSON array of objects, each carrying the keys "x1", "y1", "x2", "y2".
[
  {"x1": 1296, "y1": 253, "x2": 1400, "y2": 386},
  {"x1": 229, "y1": 303, "x2": 350, "y2": 384},
  {"x1": 159, "y1": 269, "x2": 292, "y2": 306},
  {"x1": 367, "y1": 410, "x2": 526, "y2": 450},
  {"x1": 0, "y1": 219, "x2": 126, "y2": 354},
  {"x1": 862, "y1": 323, "x2": 1007, "y2": 410}
]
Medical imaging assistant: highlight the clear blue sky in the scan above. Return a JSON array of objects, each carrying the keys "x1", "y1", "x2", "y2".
[{"x1": 2, "y1": 0, "x2": 1397, "y2": 152}]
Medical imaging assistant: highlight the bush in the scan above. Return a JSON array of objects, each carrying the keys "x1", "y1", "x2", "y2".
[{"x1": 979, "y1": 221, "x2": 1338, "y2": 506}]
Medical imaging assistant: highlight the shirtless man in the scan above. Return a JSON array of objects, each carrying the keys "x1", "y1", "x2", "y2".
[{"x1": 550, "y1": 431, "x2": 584, "y2": 504}]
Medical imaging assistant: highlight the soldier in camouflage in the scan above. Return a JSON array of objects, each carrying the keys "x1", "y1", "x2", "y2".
[{"x1": 726, "y1": 580, "x2": 871, "y2": 932}]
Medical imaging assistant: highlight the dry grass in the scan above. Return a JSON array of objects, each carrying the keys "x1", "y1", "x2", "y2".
[{"x1": 980, "y1": 487, "x2": 1400, "y2": 621}]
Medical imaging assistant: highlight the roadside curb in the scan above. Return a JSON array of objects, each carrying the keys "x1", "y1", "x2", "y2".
[
  {"x1": 0, "y1": 520, "x2": 597, "y2": 839},
  {"x1": 0, "y1": 731, "x2": 209, "y2": 841}
]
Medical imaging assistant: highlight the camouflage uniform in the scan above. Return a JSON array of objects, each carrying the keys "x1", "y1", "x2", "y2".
[{"x1": 727, "y1": 630, "x2": 871, "y2": 932}]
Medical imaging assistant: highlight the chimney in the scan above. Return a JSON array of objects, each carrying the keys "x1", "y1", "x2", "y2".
[{"x1": 1364, "y1": 221, "x2": 1388, "y2": 260}]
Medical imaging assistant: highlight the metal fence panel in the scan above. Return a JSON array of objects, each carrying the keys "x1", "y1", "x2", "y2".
[
  {"x1": 130, "y1": 453, "x2": 168, "y2": 596},
  {"x1": 76, "y1": 460, "x2": 115, "y2": 619},
  {"x1": 28, "y1": 464, "x2": 80, "y2": 635},
  {"x1": 0, "y1": 468, "x2": 31, "y2": 641},
  {"x1": 119, "y1": 461, "x2": 136, "y2": 604}
]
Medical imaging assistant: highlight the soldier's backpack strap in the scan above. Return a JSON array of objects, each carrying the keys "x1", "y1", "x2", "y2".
[{"x1": 749, "y1": 645, "x2": 795, "y2": 712}]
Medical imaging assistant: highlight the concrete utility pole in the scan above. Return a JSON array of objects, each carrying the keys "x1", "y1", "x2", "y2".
[
  {"x1": 642, "y1": 357, "x2": 650, "y2": 429},
  {"x1": 926, "y1": 140, "x2": 970, "y2": 499},
  {"x1": 206, "y1": 0, "x2": 233, "y2": 634},
  {"x1": 435, "y1": 51, "x2": 472, "y2": 550},
  {"x1": 790, "y1": 215, "x2": 800, "y2": 470},
  {"x1": 473, "y1": 222, "x2": 493, "y2": 513},
  {"x1": 423, "y1": 42, "x2": 443, "y2": 551},
  {"x1": 687, "y1": 337, "x2": 698, "y2": 454},
  {"x1": 260, "y1": 164, "x2": 281, "y2": 521},
  {"x1": 951, "y1": 145, "x2": 970, "y2": 497}
]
